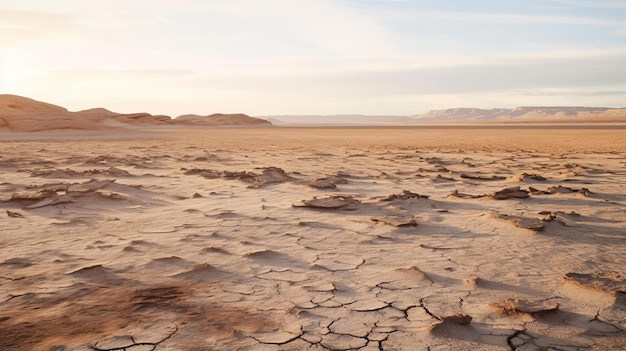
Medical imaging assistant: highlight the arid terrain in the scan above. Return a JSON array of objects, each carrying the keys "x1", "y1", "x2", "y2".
[{"x1": 1, "y1": 126, "x2": 625, "y2": 350}]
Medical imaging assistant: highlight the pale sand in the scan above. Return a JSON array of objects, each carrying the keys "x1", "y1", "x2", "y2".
[{"x1": 0, "y1": 126, "x2": 625, "y2": 350}]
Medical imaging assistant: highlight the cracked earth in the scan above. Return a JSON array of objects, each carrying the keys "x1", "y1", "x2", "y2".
[{"x1": 1, "y1": 127, "x2": 625, "y2": 350}]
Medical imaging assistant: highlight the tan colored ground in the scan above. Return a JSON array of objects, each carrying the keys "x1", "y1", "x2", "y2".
[{"x1": 1, "y1": 126, "x2": 625, "y2": 350}]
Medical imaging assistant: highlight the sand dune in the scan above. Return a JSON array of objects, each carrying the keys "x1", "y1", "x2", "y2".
[
  {"x1": 0, "y1": 126, "x2": 624, "y2": 350},
  {"x1": 0, "y1": 94, "x2": 271, "y2": 132},
  {"x1": 0, "y1": 95, "x2": 109, "y2": 132}
]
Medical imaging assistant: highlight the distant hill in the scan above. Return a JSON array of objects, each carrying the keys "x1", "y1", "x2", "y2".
[
  {"x1": 262, "y1": 114, "x2": 412, "y2": 125},
  {"x1": 2, "y1": 94, "x2": 623, "y2": 132},
  {"x1": 263, "y1": 107, "x2": 626, "y2": 125},
  {"x1": 0, "y1": 94, "x2": 271, "y2": 132},
  {"x1": 410, "y1": 107, "x2": 626, "y2": 123},
  {"x1": 176, "y1": 113, "x2": 270, "y2": 126}
]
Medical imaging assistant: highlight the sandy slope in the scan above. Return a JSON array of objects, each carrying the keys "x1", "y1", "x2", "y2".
[{"x1": 0, "y1": 126, "x2": 625, "y2": 350}]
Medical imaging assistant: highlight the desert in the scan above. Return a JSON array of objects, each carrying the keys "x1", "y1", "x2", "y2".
[
  {"x1": 1, "y1": 103, "x2": 625, "y2": 351},
  {"x1": 3, "y1": 0, "x2": 625, "y2": 348}
]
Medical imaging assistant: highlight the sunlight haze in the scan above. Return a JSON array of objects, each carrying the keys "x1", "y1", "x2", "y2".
[{"x1": 1, "y1": 0, "x2": 625, "y2": 116}]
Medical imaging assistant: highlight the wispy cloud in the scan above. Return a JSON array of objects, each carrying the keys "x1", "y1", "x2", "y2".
[
  {"x1": 549, "y1": 0, "x2": 626, "y2": 10},
  {"x1": 411, "y1": 11, "x2": 626, "y2": 26},
  {"x1": 0, "y1": 9, "x2": 77, "y2": 44},
  {"x1": 41, "y1": 68, "x2": 196, "y2": 81},
  {"x1": 519, "y1": 89, "x2": 626, "y2": 97}
]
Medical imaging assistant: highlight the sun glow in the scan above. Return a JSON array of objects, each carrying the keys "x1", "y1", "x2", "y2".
[{"x1": 1, "y1": 48, "x2": 36, "y2": 92}]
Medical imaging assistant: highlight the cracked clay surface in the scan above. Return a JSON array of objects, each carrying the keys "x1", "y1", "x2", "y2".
[{"x1": 1, "y1": 127, "x2": 625, "y2": 350}]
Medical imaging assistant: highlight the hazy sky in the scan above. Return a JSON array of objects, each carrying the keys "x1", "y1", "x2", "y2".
[{"x1": 1, "y1": 0, "x2": 625, "y2": 116}]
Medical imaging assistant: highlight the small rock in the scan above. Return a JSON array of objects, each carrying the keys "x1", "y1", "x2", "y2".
[
  {"x1": 371, "y1": 216, "x2": 417, "y2": 227},
  {"x1": 448, "y1": 190, "x2": 484, "y2": 199},
  {"x1": 546, "y1": 185, "x2": 591, "y2": 196},
  {"x1": 444, "y1": 314, "x2": 472, "y2": 325},
  {"x1": 497, "y1": 214, "x2": 544, "y2": 231},
  {"x1": 492, "y1": 298, "x2": 559, "y2": 314},
  {"x1": 464, "y1": 274, "x2": 479, "y2": 286},
  {"x1": 518, "y1": 173, "x2": 547, "y2": 181},
  {"x1": 460, "y1": 173, "x2": 506, "y2": 181},
  {"x1": 309, "y1": 176, "x2": 348, "y2": 189},
  {"x1": 183, "y1": 168, "x2": 222, "y2": 178},
  {"x1": 515, "y1": 218, "x2": 544, "y2": 231},
  {"x1": 491, "y1": 186, "x2": 529, "y2": 200},
  {"x1": 381, "y1": 190, "x2": 429, "y2": 201},
  {"x1": 565, "y1": 272, "x2": 626, "y2": 293},
  {"x1": 431, "y1": 175, "x2": 456, "y2": 182},
  {"x1": 293, "y1": 196, "x2": 361, "y2": 210},
  {"x1": 6, "y1": 210, "x2": 23, "y2": 218},
  {"x1": 253, "y1": 331, "x2": 301, "y2": 344}
]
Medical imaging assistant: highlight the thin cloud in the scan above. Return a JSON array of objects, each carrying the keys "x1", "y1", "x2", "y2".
[
  {"x1": 415, "y1": 11, "x2": 626, "y2": 26},
  {"x1": 175, "y1": 48, "x2": 626, "y2": 98},
  {"x1": 550, "y1": 0, "x2": 626, "y2": 10},
  {"x1": 519, "y1": 89, "x2": 626, "y2": 97},
  {"x1": 0, "y1": 8, "x2": 77, "y2": 44},
  {"x1": 40, "y1": 68, "x2": 197, "y2": 81}
]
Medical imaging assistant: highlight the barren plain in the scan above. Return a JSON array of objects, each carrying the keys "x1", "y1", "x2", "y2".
[{"x1": 1, "y1": 126, "x2": 625, "y2": 350}]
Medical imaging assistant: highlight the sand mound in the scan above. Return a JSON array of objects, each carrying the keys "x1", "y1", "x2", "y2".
[
  {"x1": 172, "y1": 263, "x2": 224, "y2": 282},
  {"x1": 372, "y1": 266, "x2": 433, "y2": 290},
  {"x1": 69, "y1": 265, "x2": 122, "y2": 283},
  {"x1": 244, "y1": 250, "x2": 303, "y2": 268}
]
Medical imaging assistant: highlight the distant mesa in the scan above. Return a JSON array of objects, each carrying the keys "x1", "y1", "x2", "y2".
[
  {"x1": 264, "y1": 106, "x2": 626, "y2": 125},
  {"x1": 0, "y1": 94, "x2": 271, "y2": 132},
  {"x1": 410, "y1": 106, "x2": 626, "y2": 123}
]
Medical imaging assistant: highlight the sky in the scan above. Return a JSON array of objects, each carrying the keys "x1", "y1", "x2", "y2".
[{"x1": 1, "y1": 0, "x2": 625, "y2": 117}]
